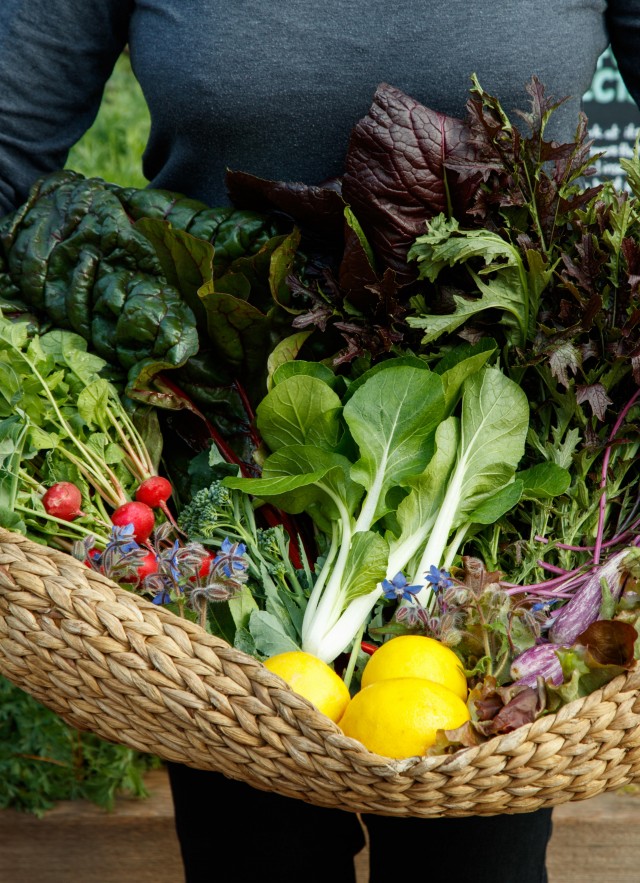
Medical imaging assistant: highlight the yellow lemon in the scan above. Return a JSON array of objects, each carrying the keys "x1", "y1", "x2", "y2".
[
  {"x1": 361, "y1": 635, "x2": 467, "y2": 700},
  {"x1": 263, "y1": 651, "x2": 350, "y2": 723},
  {"x1": 339, "y1": 677, "x2": 470, "y2": 758}
]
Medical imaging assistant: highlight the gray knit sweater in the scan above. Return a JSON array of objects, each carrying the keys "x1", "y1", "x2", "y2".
[{"x1": 0, "y1": 0, "x2": 638, "y2": 214}]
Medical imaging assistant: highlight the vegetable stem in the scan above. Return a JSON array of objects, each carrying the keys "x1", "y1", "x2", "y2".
[{"x1": 342, "y1": 622, "x2": 365, "y2": 691}]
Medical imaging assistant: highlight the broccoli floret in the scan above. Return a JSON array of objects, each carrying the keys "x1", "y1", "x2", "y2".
[
  {"x1": 256, "y1": 526, "x2": 282, "y2": 558},
  {"x1": 178, "y1": 482, "x2": 234, "y2": 539}
]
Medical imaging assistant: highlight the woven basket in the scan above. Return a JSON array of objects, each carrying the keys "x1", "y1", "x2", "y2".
[{"x1": 2, "y1": 527, "x2": 640, "y2": 818}]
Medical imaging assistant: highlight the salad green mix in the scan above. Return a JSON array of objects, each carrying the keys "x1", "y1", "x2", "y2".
[{"x1": 3, "y1": 74, "x2": 640, "y2": 750}]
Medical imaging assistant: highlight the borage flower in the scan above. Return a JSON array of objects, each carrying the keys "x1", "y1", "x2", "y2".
[
  {"x1": 187, "y1": 537, "x2": 250, "y2": 627},
  {"x1": 395, "y1": 604, "x2": 432, "y2": 628},
  {"x1": 425, "y1": 565, "x2": 454, "y2": 593},
  {"x1": 382, "y1": 572, "x2": 422, "y2": 602},
  {"x1": 214, "y1": 538, "x2": 248, "y2": 578}
]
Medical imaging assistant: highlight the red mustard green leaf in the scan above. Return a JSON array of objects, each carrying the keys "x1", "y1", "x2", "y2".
[
  {"x1": 342, "y1": 83, "x2": 480, "y2": 279},
  {"x1": 548, "y1": 342, "x2": 580, "y2": 388},
  {"x1": 225, "y1": 169, "x2": 345, "y2": 237}
]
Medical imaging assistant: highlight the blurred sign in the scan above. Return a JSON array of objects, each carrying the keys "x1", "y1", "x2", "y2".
[{"x1": 583, "y1": 47, "x2": 640, "y2": 189}]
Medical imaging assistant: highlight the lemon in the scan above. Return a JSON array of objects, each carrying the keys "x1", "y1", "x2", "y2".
[
  {"x1": 361, "y1": 635, "x2": 467, "y2": 700},
  {"x1": 339, "y1": 677, "x2": 470, "y2": 758},
  {"x1": 263, "y1": 651, "x2": 350, "y2": 723}
]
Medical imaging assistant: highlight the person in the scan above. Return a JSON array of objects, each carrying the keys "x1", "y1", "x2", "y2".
[{"x1": 1, "y1": 2, "x2": 639, "y2": 881}]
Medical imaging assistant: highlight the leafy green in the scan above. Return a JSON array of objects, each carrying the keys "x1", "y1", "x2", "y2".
[
  {"x1": 0, "y1": 172, "x2": 199, "y2": 385},
  {"x1": 0, "y1": 677, "x2": 157, "y2": 815},
  {"x1": 177, "y1": 482, "x2": 310, "y2": 655},
  {"x1": 408, "y1": 215, "x2": 553, "y2": 346},
  {"x1": 0, "y1": 316, "x2": 160, "y2": 546},
  {"x1": 225, "y1": 359, "x2": 529, "y2": 663}
]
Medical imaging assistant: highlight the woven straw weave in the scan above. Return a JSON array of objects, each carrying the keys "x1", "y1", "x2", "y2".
[{"x1": 2, "y1": 527, "x2": 640, "y2": 818}]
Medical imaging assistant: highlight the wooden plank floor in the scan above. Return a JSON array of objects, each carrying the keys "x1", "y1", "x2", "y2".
[{"x1": 1, "y1": 770, "x2": 639, "y2": 883}]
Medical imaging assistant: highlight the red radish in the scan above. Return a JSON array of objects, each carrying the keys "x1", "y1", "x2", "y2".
[
  {"x1": 121, "y1": 551, "x2": 158, "y2": 584},
  {"x1": 189, "y1": 552, "x2": 215, "y2": 582},
  {"x1": 111, "y1": 501, "x2": 155, "y2": 543},
  {"x1": 135, "y1": 476, "x2": 177, "y2": 526},
  {"x1": 42, "y1": 482, "x2": 84, "y2": 521},
  {"x1": 135, "y1": 476, "x2": 172, "y2": 509}
]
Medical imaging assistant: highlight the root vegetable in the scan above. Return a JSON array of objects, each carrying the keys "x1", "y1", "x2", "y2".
[
  {"x1": 121, "y1": 550, "x2": 158, "y2": 584},
  {"x1": 42, "y1": 482, "x2": 84, "y2": 521},
  {"x1": 189, "y1": 552, "x2": 215, "y2": 582},
  {"x1": 135, "y1": 476, "x2": 172, "y2": 509},
  {"x1": 135, "y1": 476, "x2": 177, "y2": 526},
  {"x1": 111, "y1": 501, "x2": 156, "y2": 543}
]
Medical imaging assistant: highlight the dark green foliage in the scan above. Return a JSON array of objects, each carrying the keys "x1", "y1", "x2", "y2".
[
  {"x1": 0, "y1": 678, "x2": 158, "y2": 815},
  {"x1": 0, "y1": 170, "x2": 282, "y2": 397}
]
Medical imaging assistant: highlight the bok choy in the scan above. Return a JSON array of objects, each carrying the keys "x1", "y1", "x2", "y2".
[{"x1": 225, "y1": 354, "x2": 529, "y2": 663}]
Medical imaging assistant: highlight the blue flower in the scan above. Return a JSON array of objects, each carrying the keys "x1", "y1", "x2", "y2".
[
  {"x1": 424, "y1": 565, "x2": 453, "y2": 592},
  {"x1": 107, "y1": 522, "x2": 139, "y2": 555},
  {"x1": 220, "y1": 537, "x2": 247, "y2": 558},
  {"x1": 382, "y1": 572, "x2": 422, "y2": 602},
  {"x1": 152, "y1": 588, "x2": 172, "y2": 605},
  {"x1": 214, "y1": 538, "x2": 248, "y2": 577}
]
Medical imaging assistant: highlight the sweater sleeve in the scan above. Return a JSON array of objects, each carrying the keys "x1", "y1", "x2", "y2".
[
  {"x1": 0, "y1": 0, "x2": 131, "y2": 215},
  {"x1": 606, "y1": 0, "x2": 640, "y2": 107}
]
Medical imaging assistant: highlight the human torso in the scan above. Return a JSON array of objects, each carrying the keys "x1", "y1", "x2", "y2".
[{"x1": 129, "y1": 0, "x2": 609, "y2": 204}]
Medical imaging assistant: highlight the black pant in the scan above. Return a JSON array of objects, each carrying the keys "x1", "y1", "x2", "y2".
[{"x1": 167, "y1": 763, "x2": 552, "y2": 883}]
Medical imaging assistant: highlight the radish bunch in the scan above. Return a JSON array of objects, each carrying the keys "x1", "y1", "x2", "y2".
[{"x1": 43, "y1": 475, "x2": 176, "y2": 583}]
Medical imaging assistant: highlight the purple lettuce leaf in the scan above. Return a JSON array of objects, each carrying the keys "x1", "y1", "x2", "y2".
[{"x1": 575, "y1": 619, "x2": 638, "y2": 670}]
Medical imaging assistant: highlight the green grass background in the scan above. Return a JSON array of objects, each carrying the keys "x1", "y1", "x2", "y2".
[{"x1": 67, "y1": 52, "x2": 150, "y2": 187}]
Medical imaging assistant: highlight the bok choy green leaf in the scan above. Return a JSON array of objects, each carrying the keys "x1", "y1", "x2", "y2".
[{"x1": 225, "y1": 359, "x2": 529, "y2": 663}]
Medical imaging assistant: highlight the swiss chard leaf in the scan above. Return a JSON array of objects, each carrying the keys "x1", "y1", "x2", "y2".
[{"x1": 134, "y1": 218, "x2": 214, "y2": 326}]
